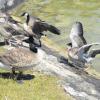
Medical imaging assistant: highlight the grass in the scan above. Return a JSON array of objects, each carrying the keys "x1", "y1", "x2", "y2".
[
  {"x1": 0, "y1": 47, "x2": 7, "y2": 55},
  {"x1": 0, "y1": 70, "x2": 72, "y2": 100}
]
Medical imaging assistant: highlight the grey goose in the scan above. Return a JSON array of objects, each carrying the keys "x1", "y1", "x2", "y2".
[
  {"x1": 68, "y1": 42, "x2": 100, "y2": 67},
  {"x1": 67, "y1": 22, "x2": 100, "y2": 67},
  {"x1": 21, "y1": 12, "x2": 61, "y2": 39}
]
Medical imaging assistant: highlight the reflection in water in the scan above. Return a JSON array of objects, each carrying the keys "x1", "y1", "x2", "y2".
[{"x1": 13, "y1": 0, "x2": 100, "y2": 72}]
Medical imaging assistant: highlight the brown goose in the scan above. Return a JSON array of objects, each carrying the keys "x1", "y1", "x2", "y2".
[{"x1": 0, "y1": 46, "x2": 44, "y2": 76}]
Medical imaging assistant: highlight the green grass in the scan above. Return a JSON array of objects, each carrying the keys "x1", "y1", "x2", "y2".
[
  {"x1": 0, "y1": 70, "x2": 72, "y2": 100},
  {"x1": 0, "y1": 47, "x2": 7, "y2": 55}
]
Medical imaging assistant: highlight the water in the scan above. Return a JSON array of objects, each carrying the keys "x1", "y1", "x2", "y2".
[{"x1": 13, "y1": 0, "x2": 100, "y2": 72}]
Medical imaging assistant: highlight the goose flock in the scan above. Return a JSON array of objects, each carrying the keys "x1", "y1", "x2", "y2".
[{"x1": 0, "y1": 12, "x2": 100, "y2": 79}]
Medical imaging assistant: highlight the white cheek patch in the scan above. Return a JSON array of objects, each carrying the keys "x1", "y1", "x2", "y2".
[{"x1": 25, "y1": 13, "x2": 28, "y2": 17}]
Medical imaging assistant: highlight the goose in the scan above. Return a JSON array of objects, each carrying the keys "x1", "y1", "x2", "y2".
[
  {"x1": 21, "y1": 12, "x2": 61, "y2": 39},
  {"x1": 67, "y1": 21, "x2": 87, "y2": 48},
  {"x1": 66, "y1": 22, "x2": 100, "y2": 68},
  {"x1": 68, "y1": 43, "x2": 100, "y2": 67},
  {"x1": 0, "y1": 46, "x2": 44, "y2": 78}
]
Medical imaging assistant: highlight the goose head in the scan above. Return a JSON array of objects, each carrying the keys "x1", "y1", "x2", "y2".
[
  {"x1": 21, "y1": 12, "x2": 30, "y2": 25},
  {"x1": 66, "y1": 42, "x2": 72, "y2": 52},
  {"x1": 29, "y1": 43, "x2": 38, "y2": 53},
  {"x1": 21, "y1": 12, "x2": 29, "y2": 18}
]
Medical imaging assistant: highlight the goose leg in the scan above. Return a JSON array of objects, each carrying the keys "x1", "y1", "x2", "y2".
[
  {"x1": 39, "y1": 39, "x2": 41, "y2": 47},
  {"x1": 11, "y1": 67, "x2": 16, "y2": 79},
  {"x1": 4, "y1": 39, "x2": 9, "y2": 45}
]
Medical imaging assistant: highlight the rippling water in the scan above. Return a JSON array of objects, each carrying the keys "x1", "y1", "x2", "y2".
[{"x1": 13, "y1": 0, "x2": 100, "y2": 72}]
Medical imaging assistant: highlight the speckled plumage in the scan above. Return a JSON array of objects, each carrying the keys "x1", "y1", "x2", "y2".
[{"x1": 0, "y1": 47, "x2": 44, "y2": 71}]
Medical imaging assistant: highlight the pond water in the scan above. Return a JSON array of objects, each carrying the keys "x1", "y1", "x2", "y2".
[{"x1": 13, "y1": 0, "x2": 100, "y2": 72}]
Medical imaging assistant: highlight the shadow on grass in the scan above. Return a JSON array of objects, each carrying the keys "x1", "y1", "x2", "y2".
[
  {"x1": 0, "y1": 72, "x2": 35, "y2": 80},
  {"x1": 0, "y1": 42, "x2": 6, "y2": 46}
]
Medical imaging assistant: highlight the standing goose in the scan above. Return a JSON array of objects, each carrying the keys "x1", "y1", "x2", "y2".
[
  {"x1": 0, "y1": 46, "x2": 44, "y2": 78},
  {"x1": 68, "y1": 21, "x2": 87, "y2": 48},
  {"x1": 21, "y1": 12, "x2": 61, "y2": 39}
]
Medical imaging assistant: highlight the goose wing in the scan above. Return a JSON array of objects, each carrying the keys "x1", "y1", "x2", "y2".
[
  {"x1": 32, "y1": 21, "x2": 61, "y2": 35},
  {"x1": 77, "y1": 43, "x2": 100, "y2": 55},
  {"x1": 88, "y1": 49, "x2": 100, "y2": 58},
  {"x1": 70, "y1": 21, "x2": 87, "y2": 47},
  {"x1": 79, "y1": 35, "x2": 87, "y2": 45},
  {"x1": 72, "y1": 35, "x2": 86, "y2": 47},
  {"x1": 42, "y1": 22, "x2": 61, "y2": 35}
]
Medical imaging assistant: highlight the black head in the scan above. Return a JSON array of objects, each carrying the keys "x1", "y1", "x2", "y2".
[
  {"x1": 66, "y1": 42, "x2": 72, "y2": 50},
  {"x1": 29, "y1": 44, "x2": 38, "y2": 53},
  {"x1": 21, "y1": 12, "x2": 30, "y2": 24},
  {"x1": 66, "y1": 42, "x2": 72, "y2": 47}
]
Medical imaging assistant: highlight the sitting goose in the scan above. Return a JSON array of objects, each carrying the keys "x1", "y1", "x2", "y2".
[
  {"x1": 67, "y1": 21, "x2": 87, "y2": 48},
  {"x1": 21, "y1": 12, "x2": 61, "y2": 39},
  {"x1": 0, "y1": 46, "x2": 44, "y2": 78}
]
